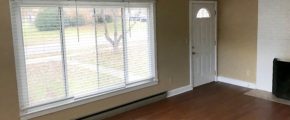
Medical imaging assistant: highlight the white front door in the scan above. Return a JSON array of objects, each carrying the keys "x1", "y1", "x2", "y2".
[{"x1": 191, "y1": 2, "x2": 217, "y2": 87}]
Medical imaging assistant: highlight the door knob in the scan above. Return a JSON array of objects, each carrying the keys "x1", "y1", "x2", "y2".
[{"x1": 192, "y1": 52, "x2": 196, "y2": 55}]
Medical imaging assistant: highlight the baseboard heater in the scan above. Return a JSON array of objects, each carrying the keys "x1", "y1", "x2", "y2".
[{"x1": 77, "y1": 92, "x2": 167, "y2": 120}]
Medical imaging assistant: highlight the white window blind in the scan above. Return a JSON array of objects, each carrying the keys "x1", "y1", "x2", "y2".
[{"x1": 10, "y1": 0, "x2": 156, "y2": 118}]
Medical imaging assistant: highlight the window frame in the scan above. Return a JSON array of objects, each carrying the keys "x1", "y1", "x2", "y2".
[{"x1": 11, "y1": 1, "x2": 157, "y2": 119}]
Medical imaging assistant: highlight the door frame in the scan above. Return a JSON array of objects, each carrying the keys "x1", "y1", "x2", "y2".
[{"x1": 189, "y1": 1, "x2": 218, "y2": 87}]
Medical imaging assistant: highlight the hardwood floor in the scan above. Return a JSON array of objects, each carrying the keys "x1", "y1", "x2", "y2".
[{"x1": 106, "y1": 82, "x2": 290, "y2": 120}]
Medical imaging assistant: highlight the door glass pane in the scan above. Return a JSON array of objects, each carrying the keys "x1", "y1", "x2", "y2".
[
  {"x1": 196, "y1": 8, "x2": 211, "y2": 18},
  {"x1": 21, "y1": 7, "x2": 66, "y2": 106}
]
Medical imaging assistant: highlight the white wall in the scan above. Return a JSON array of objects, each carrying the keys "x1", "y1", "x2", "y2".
[{"x1": 257, "y1": 0, "x2": 290, "y2": 92}]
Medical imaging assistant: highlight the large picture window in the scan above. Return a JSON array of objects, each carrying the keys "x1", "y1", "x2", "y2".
[{"x1": 11, "y1": 1, "x2": 156, "y2": 118}]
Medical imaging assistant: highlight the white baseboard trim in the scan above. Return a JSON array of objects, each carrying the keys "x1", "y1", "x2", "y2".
[
  {"x1": 217, "y1": 76, "x2": 256, "y2": 89},
  {"x1": 167, "y1": 85, "x2": 193, "y2": 98}
]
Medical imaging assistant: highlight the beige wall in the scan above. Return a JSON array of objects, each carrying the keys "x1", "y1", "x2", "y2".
[
  {"x1": 217, "y1": 0, "x2": 258, "y2": 83},
  {"x1": 0, "y1": 0, "x2": 190, "y2": 120},
  {"x1": 0, "y1": 0, "x2": 20, "y2": 120}
]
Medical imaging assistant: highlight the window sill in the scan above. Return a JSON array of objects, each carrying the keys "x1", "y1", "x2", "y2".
[{"x1": 21, "y1": 80, "x2": 158, "y2": 120}]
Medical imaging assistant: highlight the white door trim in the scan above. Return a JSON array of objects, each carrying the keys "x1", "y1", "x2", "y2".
[{"x1": 189, "y1": 1, "x2": 218, "y2": 87}]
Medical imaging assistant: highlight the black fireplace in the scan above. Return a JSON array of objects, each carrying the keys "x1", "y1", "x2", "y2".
[{"x1": 273, "y1": 58, "x2": 290, "y2": 100}]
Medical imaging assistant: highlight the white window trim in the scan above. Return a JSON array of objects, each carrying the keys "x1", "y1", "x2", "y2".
[
  {"x1": 10, "y1": 1, "x2": 158, "y2": 120},
  {"x1": 21, "y1": 81, "x2": 158, "y2": 120}
]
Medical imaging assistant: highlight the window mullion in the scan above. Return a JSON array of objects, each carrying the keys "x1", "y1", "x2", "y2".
[
  {"x1": 148, "y1": 5, "x2": 156, "y2": 78},
  {"x1": 148, "y1": 6, "x2": 155, "y2": 78},
  {"x1": 121, "y1": 7, "x2": 129, "y2": 85},
  {"x1": 59, "y1": 7, "x2": 69, "y2": 97},
  {"x1": 93, "y1": 8, "x2": 101, "y2": 89}
]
